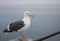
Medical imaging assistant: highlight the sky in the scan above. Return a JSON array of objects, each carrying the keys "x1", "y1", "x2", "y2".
[{"x1": 0, "y1": 0, "x2": 60, "y2": 5}]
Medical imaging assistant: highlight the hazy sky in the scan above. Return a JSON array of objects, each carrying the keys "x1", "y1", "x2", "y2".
[{"x1": 0, "y1": 0, "x2": 60, "y2": 5}]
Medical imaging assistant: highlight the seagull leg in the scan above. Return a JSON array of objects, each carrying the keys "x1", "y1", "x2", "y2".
[
  {"x1": 20, "y1": 31, "x2": 24, "y2": 38},
  {"x1": 20, "y1": 31, "x2": 26, "y2": 41}
]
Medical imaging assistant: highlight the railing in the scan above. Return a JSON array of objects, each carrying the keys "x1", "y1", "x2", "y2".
[{"x1": 34, "y1": 31, "x2": 60, "y2": 41}]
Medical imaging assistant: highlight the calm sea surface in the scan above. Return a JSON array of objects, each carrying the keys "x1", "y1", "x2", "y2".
[{"x1": 0, "y1": 5, "x2": 60, "y2": 41}]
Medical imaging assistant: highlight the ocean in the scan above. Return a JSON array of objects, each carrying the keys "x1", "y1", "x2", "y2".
[{"x1": 0, "y1": 4, "x2": 60, "y2": 41}]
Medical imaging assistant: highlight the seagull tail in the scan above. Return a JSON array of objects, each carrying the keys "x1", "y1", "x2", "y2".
[{"x1": 3, "y1": 29, "x2": 13, "y2": 34}]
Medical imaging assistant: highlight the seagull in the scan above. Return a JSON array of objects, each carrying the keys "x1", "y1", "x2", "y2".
[{"x1": 3, "y1": 11, "x2": 34, "y2": 38}]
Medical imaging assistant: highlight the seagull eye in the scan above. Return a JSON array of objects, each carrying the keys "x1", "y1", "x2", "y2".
[{"x1": 26, "y1": 13, "x2": 29, "y2": 14}]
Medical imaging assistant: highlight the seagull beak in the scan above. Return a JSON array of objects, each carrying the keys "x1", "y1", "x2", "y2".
[{"x1": 29, "y1": 13, "x2": 35, "y2": 17}]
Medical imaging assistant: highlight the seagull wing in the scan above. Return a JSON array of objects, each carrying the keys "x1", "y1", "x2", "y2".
[{"x1": 9, "y1": 20, "x2": 25, "y2": 31}]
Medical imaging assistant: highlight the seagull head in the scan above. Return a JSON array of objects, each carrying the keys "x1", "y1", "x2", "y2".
[{"x1": 24, "y1": 11, "x2": 34, "y2": 17}]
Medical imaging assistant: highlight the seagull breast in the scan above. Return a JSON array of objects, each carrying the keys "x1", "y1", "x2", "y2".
[{"x1": 18, "y1": 17, "x2": 31, "y2": 32}]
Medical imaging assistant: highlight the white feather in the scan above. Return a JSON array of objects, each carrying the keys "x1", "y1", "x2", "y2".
[
  {"x1": 7, "y1": 25, "x2": 10, "y2": 31},
  {"x1": 18, "y1": 16, "x2": 31, "y2": 32}
]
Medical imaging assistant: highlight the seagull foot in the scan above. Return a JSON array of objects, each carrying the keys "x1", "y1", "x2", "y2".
[{"x1": 20, "y1": 36, "x2": 27, "y2": 41}]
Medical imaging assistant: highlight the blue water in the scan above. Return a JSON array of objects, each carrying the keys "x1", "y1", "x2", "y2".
[{"x1": 0, "y1": 5, "x2": 60, "y2": 41}]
